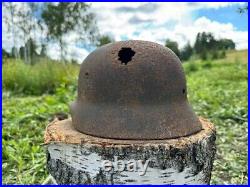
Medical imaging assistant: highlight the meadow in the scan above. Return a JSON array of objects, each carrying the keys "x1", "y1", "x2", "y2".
[{"x1": 2, "y1": 50, "x2": 248, "y2": 184}]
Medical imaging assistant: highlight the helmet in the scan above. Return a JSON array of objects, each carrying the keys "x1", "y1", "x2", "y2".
[{"x1": 70, "y1": 40, "x2": 202, "y2": 140}]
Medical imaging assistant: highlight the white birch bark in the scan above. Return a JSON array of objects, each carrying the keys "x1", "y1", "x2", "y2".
[{"x1": 44, "y1": 118, "x2": 216, "y2": 184}]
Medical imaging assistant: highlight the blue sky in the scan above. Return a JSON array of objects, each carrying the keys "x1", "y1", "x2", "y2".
[
  {"x1": 89, "y1": 3, "x2": 248, "y2": 54},
  {"x1": 193, "y1": 4, "x2": 248, "y2": 31},
  {"x1": 2, "y1": 2, "x2": 248, "y2": 62}
]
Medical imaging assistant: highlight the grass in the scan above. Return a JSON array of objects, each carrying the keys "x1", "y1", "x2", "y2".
[
  {"x1": 2, "y1": 50, "x2": 248, "y2": 184},
  {"x1": 2, "y1": 58, "x2": 79, "y2": 95},
  {"x1": 2, "y1": 84, "x2": 77, "y2": 184},
  {"x1": 183, "y1": 52, "x2": 248, "y2": 184}
]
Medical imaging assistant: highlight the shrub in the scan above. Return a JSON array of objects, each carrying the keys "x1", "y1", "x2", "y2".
[
  {"x1": 2, "y1": 59, "x2": 79, "y2": 95},
  {"x1": 184, "y1": 62, "x2": 198, "y2": 74},
  {"x1": 220, "y1": 50, "x2": 226, "y2": 59},
  {"x1": 202, "y1": 61, "x2": 212, "y2": 68},
  {"x1": 200, "y1": 51, "x2": 207, "y2": 60},
  {"x1": 212, "y1": 51, "x2": 219, "y2": 60}
]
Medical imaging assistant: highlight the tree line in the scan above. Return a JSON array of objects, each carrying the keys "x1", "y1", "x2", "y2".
[
  {"x1": 2, "y1": 2, "x2": 110, "y2": 64},
  {"x1": 3, "y1": 2, "x2": 240, "y2": 64},
  {"x1": 165, "y1": 32, "x2": 235, "y2": 62}
]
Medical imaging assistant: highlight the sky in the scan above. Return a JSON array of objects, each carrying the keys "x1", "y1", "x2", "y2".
[{"x1": 2, "y1": 2, "x2": 248, "y2": 63}]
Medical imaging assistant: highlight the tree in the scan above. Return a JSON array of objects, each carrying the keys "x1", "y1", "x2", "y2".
[
  {"x1": 217, "y1": 39, "x2": 235, "y2": 50},
  {"x1": 25, "y1": 38, "x2": 38, "y2": 64},
  {"x1": 15, "y1": 3, "x2": 37, "y2": 64},
  {"x1": 3, "y1": 3, "x2": 41, "y2": 63},
  {"x1": 194, "y1": 33, "x2": 200, "y2": 54},
  {"x1": 28, "y1": 3, "x2": 39, "y2": 40},
  {"x1": 19, "y1": 38, "x2": 39, "y2": 64},
  {"x1": 194, "y1": 32, "x2": 216, "y2": 54},
  {"x1": 41, "y1": 3, "x2": 97, "y2": 61},
  {"x1": 238, "y1": 5, "x2": 248, "y2": 14},
  {"x1": 205, "y1": 32, "x2": 217, "y2": 51},
  {"x1": 40, "y1": 44, "x2": 47, "y2": 58},
  {"x1": 2, "y1": 49, "x2": 10, "y2": 59},
  {"x1": 3, "y1": 3, "x2": 19, "y2": 58},
  {"x1": 180, "y1": 42, "x2": 193, "y2": 61},
  {"x1": 97, "y1": 35, "x2": 114, "y2": 47},
  {"x1": 11, "y1": 47, "x2": 19, "y2": 58},
  {"x1": 165, "y1": 39, "x2": 180, "y2": 58},
  {"x1": 19, "y1": 46, "x2": 25, "y2": 59},
  {"x1": 194, "y1": 32, "x2": 235, "y2": 60}
]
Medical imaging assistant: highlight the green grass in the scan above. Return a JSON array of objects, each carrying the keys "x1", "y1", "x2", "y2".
[
  {"x1": 183, "y1": 51, "x2": 248, "y2": 184},
  {"x1": 2, "y1": 58, "x2": 79, "y2": 95},
  {"x1": 2, "y1": 84, "x2": 77, "y2": 184},
  {"x1": 2, "y1": 50, "x2": 248, "y2": 184}
]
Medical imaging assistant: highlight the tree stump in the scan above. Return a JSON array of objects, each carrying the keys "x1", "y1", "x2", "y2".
[{"x1": 44, "y1": 117, "x2": 216, "y2": 184}]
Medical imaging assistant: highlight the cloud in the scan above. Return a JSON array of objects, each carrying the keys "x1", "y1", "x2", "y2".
[
  {"x1": 2, "y1": 2, "x2": 45, "y2": 51},
  {"x1": 185, "y1": 2, "x2": 245, "y2": 9},
  {"x1": 116, "y1": 3, "x2": 159, "y2": 13},
  {"x1": 46, "y1": 42, "x2": 89, "y2": 63},
  {"x1": 128, "y1": 15, "x2": 154, "y2": 24},
  {"x1": 2, "y1": 2, "x2": 248, "y2": 63},
  {"x1": 175, "y1": 17, "x2": 248, "y2": 49},
  {"x1": 90, "y1": 2, "x2": 248, "y2": 50}
]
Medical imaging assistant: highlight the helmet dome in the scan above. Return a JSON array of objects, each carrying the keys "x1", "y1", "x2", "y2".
[{"x1": 70, "y1": 40, "x2": 202, "y2": 140}]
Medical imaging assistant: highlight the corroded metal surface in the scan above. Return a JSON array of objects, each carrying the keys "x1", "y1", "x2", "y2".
[{"x1": 70, "y1": 40, "x2": 202, "y2": 140}]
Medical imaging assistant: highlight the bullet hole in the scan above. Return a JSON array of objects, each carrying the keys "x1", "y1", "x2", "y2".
[
  {"x1": 118, "y1": 47, "x2": 135, "y2": 65},
  {"x1": 47, "y1": 152, "x2": 51, "y2": 162},
  {"x1": 182, "y1": 89, "x2": 186, "y2": 94},
  {"x1": 85, "y1": 72, "x2": 89, "y2": 76}
]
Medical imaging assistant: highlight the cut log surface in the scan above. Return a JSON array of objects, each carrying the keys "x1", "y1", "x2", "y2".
[{"x1": 44, "y1": 118, "x2": 216, "y2": 184}]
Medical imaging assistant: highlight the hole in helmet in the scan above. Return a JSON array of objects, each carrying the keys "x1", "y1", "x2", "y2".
[
  {"x1": 85, "y1": 72, "x2": 89, "y2": 76},
  {"x1": 118, "y1": 47, "x2": 135, "y2": 65},
  {"x1": 182, "y1": 89, "x2": 186, "y2": 94}
]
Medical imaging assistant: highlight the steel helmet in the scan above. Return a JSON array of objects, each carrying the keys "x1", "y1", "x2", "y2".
[{"x1": 70, "y1": 40, "x2": 202, "y2": 140}]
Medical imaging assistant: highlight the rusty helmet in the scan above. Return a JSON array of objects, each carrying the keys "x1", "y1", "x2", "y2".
[{"x1": 70, "y1": 40, "x2": 202, "y2": 140}]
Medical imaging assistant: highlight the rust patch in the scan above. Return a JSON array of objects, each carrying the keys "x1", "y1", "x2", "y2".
[{"x1": 70, "y1": 40, "x2": 202, "y2": 140}]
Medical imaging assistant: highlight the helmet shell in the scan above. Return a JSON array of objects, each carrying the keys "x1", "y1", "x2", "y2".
[{"x1": 70, "y1": 40, "x2": 202, "y2": 140}]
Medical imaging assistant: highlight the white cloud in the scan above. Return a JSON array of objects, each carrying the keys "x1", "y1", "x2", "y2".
[
  {"x1": 90, "y1": 2, "x2": 248, "y2": 50},
  {"x1": 191, "y1": 17, "x2": 248, "y2": 49},
  {"x1": 46, "y1": 42, "x2": 89, "y2": 63}
]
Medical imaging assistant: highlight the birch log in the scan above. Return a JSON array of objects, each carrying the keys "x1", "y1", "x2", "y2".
[{"x1": 44, "y1": 118, "x2": 216, "y2": 184}]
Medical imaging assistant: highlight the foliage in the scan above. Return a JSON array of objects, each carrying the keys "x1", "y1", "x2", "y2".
[
  {"x1": 2, "y1": 49, "x2": 11, "y2": 58},
  {"x1": 4, "y1": 38, "x2": 47, "y2": 65},
  {"x1": 19, "y1": 38, "x2": 39, "y2": 65},
  {"x1": 184, "y1": 62, "x2": 199, "y2": 73},
  {"x1": 183, "y1": 51, "x2": 247, "y2": 184},
  {"x1": 217, "y1": 39, "x2": 235, "y2": 50},
  {"x1": 165, "y1": 39, "x2": 180, "y2": 58},
  {"x1": 194, "y1": 32, "x2": 235, "y2": 60},
  {"x1": 165, "y1": 32, "x2": 234, "y2": 62},
  {"x1": 41, "y1": 2, "x2": 97, "y2": 60},
  {"x1": 2, "y1": 85, "x2": 76, "y2": 184},
  {"x1": 2, "y1": 58, "x2": 79, "y2": 95},
  {"x1": 40, "y1": 44, "x2": 47, "y2": 58},
  {"x1": 97, "y1": 35, "x2": 115, "y2": 47},
  {"x1": 180, "y1": 42, "x2": 193, "y2": 61},
  {"x1": 3, "y1": 2, "x2": 98, "y2": 63},
  {"x1": 11, "y1": 47, "x2": 19, "y2": 58},
  {"x1": 194, "y1": 32, "x2": 216, "y2": 54},
  {"x1": 238, "y1": 5, "x2": 248, "y2": 14},
  {"x1": 2, "y1": 50, "x2": 248, "y2": 184}
]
